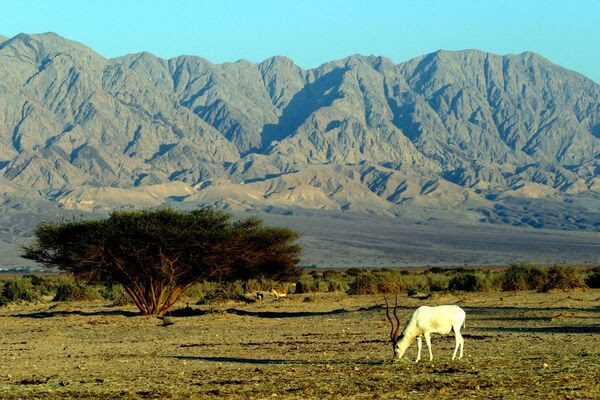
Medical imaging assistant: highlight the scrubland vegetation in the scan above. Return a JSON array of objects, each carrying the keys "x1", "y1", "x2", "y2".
[{"x1": 1, "y1": 264, "x2": 597, "y2": 309}]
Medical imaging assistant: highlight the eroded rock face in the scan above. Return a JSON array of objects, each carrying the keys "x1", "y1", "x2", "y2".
[{"x1": 0, "y1": 33, "x2": 599, "y2": 231}]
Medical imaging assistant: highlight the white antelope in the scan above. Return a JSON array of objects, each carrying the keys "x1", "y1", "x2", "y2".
[
  {"x1": 270, "y1": 288, "x2": 287, "y2": 299},
  {"x1": 385, "y1": 296, "x2": 466, "y2": 362}
]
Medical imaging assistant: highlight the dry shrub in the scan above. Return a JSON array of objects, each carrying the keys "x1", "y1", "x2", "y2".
[
  {"x1": 53, "y1": 282, "x2": 101, "y2": 301},
  {"x1": 585, "y1": 268, "x2": 600, "y2": 288},
  {"x1": 0, "y1": 278, "x2": 39, "y2": 306},
  {"x1": 449, "y1": 274, "x2": 480, "y2": 292},
  {"x1": 347, "y1": 274, "x2": 379, "y2": 295},
  {"x1": 540, "y1": 266, "x2": 585, "y2": 292},
  {"x1": 295, "y1": 275, "x2": 329, "y2": 293},
  {"x1": 501, "y1": 264, "x2": 546, "y2": 291},
  {"x1": 427, "y1": 275, "x2": 449, "y2": 292},
  {"x1": 100, "y1": 283, "x2": 134, "y2": 306},
  {"x1": 196, "y1": 281, "x2": 245, "y2": 304}
]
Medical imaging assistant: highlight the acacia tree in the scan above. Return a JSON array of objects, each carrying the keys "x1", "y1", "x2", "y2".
[{"x1": 22, "y1": 208, "x2": 302, "y2": 316}]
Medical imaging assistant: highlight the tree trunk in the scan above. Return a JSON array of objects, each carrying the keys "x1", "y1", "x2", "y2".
[{"x1": 123, "y1": 283, "x2": 186, "y2": 316}]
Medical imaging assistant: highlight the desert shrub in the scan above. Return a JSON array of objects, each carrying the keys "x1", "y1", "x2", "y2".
[
  {"x1": 309, "y1": 270, "x2": 322, "y2": 278},
  {"x1": 427, "y1": 275, "x2": 449, "y2": 292},
  {"x1": 23, "y1": 275, "x2": 61, "y2": 296},
  {"x1": 244, "y1": 278, "x2": 280, "y2": 293},
  {"x1": 53, "y1": 282, "x2": 101, "y2": 302},
  {"x1": 183, "y1": 281, "x2": 220, "y2": 299},
  {"x1": 427, "y1": 267, "x2": 446, "y2": 274},
  {"x1": 294, "y1": 276, "x2": 314, "y2": 293},
  {"x1": 217, "y1": 281, "x2": 245, "y2": 299},
  {"x1": 448, "y1": 273, "x2": 480, "y2": 292},
  {"x1": 376, "y1": 272, "x2": 402, "y2": 293},
  {"x1": 196, "y1": 281, "x2": 247, "y2": 304},
  {"x1": 322, "y1": 270, "x2": 342, "y2": 279},
  {"x1": 100, "y1": 283, "x2": 133, "y2": 306},
  {"x1": 0, "y1": 278, "x2": 39, "y2": 304},
  {"x1": 501, "y1": 264, "x2": 546, "y2": 291},
  {"x1": 295, "y1": 275, "x2": 329, "y2": 293},
  {"x1": 585, "y1": 268, "x2": 600, "y2": 288},
  {"x1": 347, "y1": 273, "x2": 378, "y2": 295},
  {"x1": 327, "y1": 280, "x2": 345, "y2": 292},
  {"x1": 345, "y1": 268, "x2": 369, "y2": 277},
  {"x1": 540, "y1": 266, "x2": 585, "y2": 292},
  {"x1": 478, "y1": 272, "x2": 502, "y2": 291},
  {"x1": 303, "y1": 296, "x2": 317, "y2": 302},
  {"x1": 400, "y1": 274, "x2": 428, "y2": 295},
  {"x1": 346, "y1": 270, "x2": 429, "y2": 295}
]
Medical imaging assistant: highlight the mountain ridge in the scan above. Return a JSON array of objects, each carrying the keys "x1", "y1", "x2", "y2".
[{"x1": 0, "y1": 32, "x2": 599, "y2": 238}]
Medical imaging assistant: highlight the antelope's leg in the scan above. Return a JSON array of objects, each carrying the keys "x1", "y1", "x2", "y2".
[
  {"x1": 416, "y1": 336, "x2": 422, "y2": 362},
  {"x1": 459, "y1": 332, "x2": 464, "y2": 359},
  {"x1": 452, "y1": 327, "x2": 460, "y2": 360},
  {"x1": 424, "y1": 332, "x2": 433, "y2": 361}
]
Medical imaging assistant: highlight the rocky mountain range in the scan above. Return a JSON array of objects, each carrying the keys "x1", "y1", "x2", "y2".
[{"x1": 1, "y1": 32, "x2": 600, "y2": 267}]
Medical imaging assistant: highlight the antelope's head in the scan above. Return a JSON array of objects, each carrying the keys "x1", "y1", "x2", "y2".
[{"x1": 385, "y1": 295, "x2": 407, "y2": 359}]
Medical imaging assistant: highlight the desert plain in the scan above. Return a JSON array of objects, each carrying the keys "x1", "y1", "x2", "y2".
[{"x1": 0, "y1": 290, "x2": 599, "y2": 399}]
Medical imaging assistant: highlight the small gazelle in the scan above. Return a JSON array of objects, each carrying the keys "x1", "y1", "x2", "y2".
[
  {"x1": 270, "y1": 288, "x2": 287, "y2": 299},
  {"x1": 385, "y1": 296, "x2": 466, "y2": 362}
]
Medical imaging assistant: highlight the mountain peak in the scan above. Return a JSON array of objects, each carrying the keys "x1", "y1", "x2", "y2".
[
  {"x1": 259, "y1": 55, "x2": 298, "y2": 68},
  {"x1": 1, "y1": 32, "x2": 103, "y2": 64}
]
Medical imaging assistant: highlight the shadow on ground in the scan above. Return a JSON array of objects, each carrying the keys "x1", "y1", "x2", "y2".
[
  {"x1": 170, "y1": 355, "x2": 386, "y2": 366},
  {"x1": 474, "y1": 325, "x2": 600, "y2": 334},
  {"x1": 11, "y1": 309, "x2": 139, "y2": 318}
]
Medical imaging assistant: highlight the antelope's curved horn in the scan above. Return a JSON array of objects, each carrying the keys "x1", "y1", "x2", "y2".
[
  {"x1": 384, "y1": 297, "x2": 396, "y2": 342},
  {"x1": 392, "y1": 294, "x2": 401, "y2": 340}
]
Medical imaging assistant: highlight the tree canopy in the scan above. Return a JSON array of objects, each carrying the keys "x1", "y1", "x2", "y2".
[{"x1": 22, "y1": 208, "x2": 302, "y2": 315}]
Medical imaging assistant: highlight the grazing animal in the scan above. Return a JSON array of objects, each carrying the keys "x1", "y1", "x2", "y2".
[
  {"x1": 385, "y1": 296, "x2": 466, "y2": 362},
  {"x1": 270, "y1": 288, "x2": 287, "y2": 299}
]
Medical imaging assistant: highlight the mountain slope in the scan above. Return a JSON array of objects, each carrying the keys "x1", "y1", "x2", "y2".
[{"x1": 0, "y1": 33, "x2": 599, "y2": 234}]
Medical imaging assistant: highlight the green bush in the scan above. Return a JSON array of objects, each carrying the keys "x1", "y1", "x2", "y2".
[
  {"x1": 23, "y1": 275, "x2": 60, "y2": 296},
  {"x1": 53, "y1": 282, "x2": 101, "y2": 302},
  {"x1": 540, "y1": 266, "x2": 585, "y2": 292},
  {"x1": 585, "y1": 268, "x2": 600, "y2": 288},
  {"x1": 183, "y1": 281, "x2": 219, "y2": 299},
  {"x1": 327, "y1": 280, "x2": 345, "y2": 292},
  {"x1": 427, "y1": 267, "x2": 447, "y2": 274},
  {"x1": 196, "y1": 281, "x2": 246, "y2": 304},
  {"x1": 345, "y1": 268, "x2": 369, "y2": 277},
  {"x1": 427, "y1": 275, "x2": 449, "y2": 292},
  {"x1": 322, "y1": 270, "x2": 342, "y2": 279},
  {"x1": 100, "y1": 283, "x2": 133, "y2": 306},
  {"x1": 1, "y1": 278, "x2": 39, "y2": 305},
  {"x1": 449, "y1": 273, "x2": 480, "y2": 292},
  {"x1": 400, "y1": 274, "x2": 428, "y2": 295},
  {"x1": 347, "y1": 274, "x2": 378, "y2": 295},
  {"x1": 295, "y1": 275, "x2": 329, "y2": 293},
  {"x1": 244, "y1": 278, "x2": 280, "y2": 293},
  {"x1": 501, "y1": 264, "x2": 546, "y2": 291}
]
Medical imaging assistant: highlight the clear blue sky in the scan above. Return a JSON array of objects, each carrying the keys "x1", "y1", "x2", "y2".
[{"x1": 2, "y1": 0, "x2": 599, "y2": 83}]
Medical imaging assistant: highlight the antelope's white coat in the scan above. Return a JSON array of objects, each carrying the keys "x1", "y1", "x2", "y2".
[{"x1": 394, "y1": 305, "x2": 466, "y2": 362}]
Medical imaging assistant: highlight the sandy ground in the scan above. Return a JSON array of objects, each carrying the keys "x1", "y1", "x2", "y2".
[{"x1": 0, "y1": 290, "x2": 599, "y2": 399}]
